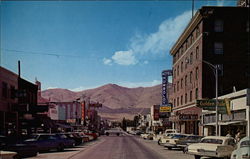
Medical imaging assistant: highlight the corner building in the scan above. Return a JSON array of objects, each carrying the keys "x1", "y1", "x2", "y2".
[{"x1": 169, "y1": 6, "x2": 250, "y2": 135}]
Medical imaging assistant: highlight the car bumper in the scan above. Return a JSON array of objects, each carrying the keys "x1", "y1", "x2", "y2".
[
  {"x1": 164, "y1": 143, "x2": 177, "y2": 148},
  {"x1": 187, "y1": 150, "x2": 227, "y2": 158}
]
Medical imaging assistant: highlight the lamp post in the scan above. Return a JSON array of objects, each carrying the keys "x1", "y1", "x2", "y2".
[{"x1": 202, "y1": 60, "x2": 219, "y2": 136}]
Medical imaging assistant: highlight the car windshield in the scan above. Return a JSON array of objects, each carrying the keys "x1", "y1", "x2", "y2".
[
  {"x1": 240, "y1": 140, "x2": 250, "y2": 147},
  {"x1": 201, "y1": 139, "x2": 223, "y2": 144},
  {"x1": 171, "y1": 135, "x2": 186, "y2": 139}
]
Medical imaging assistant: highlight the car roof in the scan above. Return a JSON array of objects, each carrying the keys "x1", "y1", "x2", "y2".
[
  {"x1": 239, "y1": 136, "x2": 250, "y2": 143},
  {"x1": 203, "y1": 136, "x2": 234, "y2": 140}
]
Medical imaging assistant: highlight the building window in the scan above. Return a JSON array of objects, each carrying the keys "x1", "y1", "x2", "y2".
[
  {"x1": 247, "y1": 21, "x2": 249, "y2": 32},
  {"x1": 185, "y1": 93, "x2": 187, "y2": 104},
  {"x1": 177, "y1": 97, "x2": 179, "y2": 106},
  {"x1": 177, "y1": 81, "x2": 179, "y2": 91},
  {"x1": 174, "y1": 69, "x2": 176, "y2": 78},
  {"x1": 190, "y1": 71, "x2": 193, "y2": 83},
  {"x1": 190, "y1": 52, "x2": 193, "y2": 64},
  {"x1": 185, "y1": 75, "x2": 187, "y2": 86},
  {"x1": 174, "y1": 84, "x2": 176, "y2": 93},
  {"x1": 195, "y1": 88, "x2": 198, "y2": 99},
  {"x1": 174, "y1": 99, "x2": 176, "y2": 107},
  {"x1": 177, "y1": 65, "x2": 179, "y2": 76},
  {"x1": 10, "y1": 85, "x2": 15, "y2": 99},
  {"x1": 181, "y1": 95, "x2": 183, "y2": 105},
  {"x1": 214, "y1": 19, "x2": 224, "y2": 32},
  {"x1": 214, "y1": 42, "x2": 223, "y2": 54},
  {"x1": 191, "y1": 34, "x2": 194, "y2": 44},
  {"x1": 181, "y1": 61, "x2": 183, "y2": 72},
  {"x1": 181, "y1": 78, "x2": 183, "y2": 89},
  {"x1": 2, "y1": 82, "x2": 8, "y2": 98},
  {"x1": 190, "y1": 91, "x2": 193, "y2": 102},
  {"x1": 196, "y1": 67, "x2": 199, "y2": 80},
  {"x1": 196, "y1": 46, "x2": 199, "y2": 59},
  {"x1": 196, "y1": 26, "x2": 200, "y2": 38},
  {"x1": 216, "y1": 64, "x2": 224, "y2": 76},
  {"x1": 185, "y1": 57, "x2": 188, "y2": 69}
]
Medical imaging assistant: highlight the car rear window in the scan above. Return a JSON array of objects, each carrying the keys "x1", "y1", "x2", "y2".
[
  {"x1": 240, "y1": 140, "x2": 250, "y2": 147},
  {"x1": 171, "y1": 135, "x2": 186, "y2": 139},
  {"x1": 201, "y1": 139, "x2": 223, "y2": 144}
]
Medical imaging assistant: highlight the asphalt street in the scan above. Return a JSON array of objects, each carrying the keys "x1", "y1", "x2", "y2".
[{"x1": 28, "y1": 134, "x2": 194, "y2": 159}]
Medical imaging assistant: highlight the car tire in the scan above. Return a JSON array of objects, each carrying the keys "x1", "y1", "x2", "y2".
[
  {"x1": 194, "y1": 155, "x2": 201, "y2": 159},
  {"x1": 106, "y1": 132, "x2": 109, "y2": 136},
  {"x1": 117, "y1": 133, "x2": 120, "y2": 136},
  {"x1": 57, "y1": 144, "x2": 64, "y2": 152},
  {"x1": 158, "y1": 139, "x2": 161, "y2": 145},
  {"x1": 168, "y1": 147, "x2": 172, "y2": 150}
]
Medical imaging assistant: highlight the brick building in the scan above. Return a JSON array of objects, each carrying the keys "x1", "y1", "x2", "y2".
[
  {"x1": 169, "y1": 6, "x2": 250, "y2": 135},
  {"x1": 0, "y1": 66, "x2": 18, "y2": 135}
]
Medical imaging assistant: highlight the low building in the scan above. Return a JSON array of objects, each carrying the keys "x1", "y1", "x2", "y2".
[{"x1": 202, "y1": 89, "x2": 250, "y2": 137}]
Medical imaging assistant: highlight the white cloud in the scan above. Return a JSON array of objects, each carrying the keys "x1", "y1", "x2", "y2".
[
  {"x1": 144, "y1": 61, "x2": 149, "y2": 64},
  {"x1": 118, "y1": 80, "x2": 161, "y2": 88},
  {"x1": 103, "y1": 58, "x2": 112, "y2": 65},
  {"x1": 103, "y1": 10, "x2": 192, "y2": 66},
  {"x1": 70, "y1": 85, "x2": 103, "y2": 92},
  {"x1": 111, "y1": 50, "x2": 138, "y2": 66},
  {"x1": 46, "y1": 86, "x2": 59, "y2": 90}
]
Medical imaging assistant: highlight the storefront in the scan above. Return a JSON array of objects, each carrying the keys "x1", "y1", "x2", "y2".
[
  {"x1": 170, "y1": 106, "x2": 202, "y2": 135},
  {"x1": 202, "y1": 89, "x2": 250, "y2": 137}
]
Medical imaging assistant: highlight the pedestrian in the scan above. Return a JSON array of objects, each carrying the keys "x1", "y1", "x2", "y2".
[
  {"x1": 226, "y1": 130, "x2": 232, "y2": 137},
  {"x1": 235, "y1": 129, "x2": 241, "y2": 143}
]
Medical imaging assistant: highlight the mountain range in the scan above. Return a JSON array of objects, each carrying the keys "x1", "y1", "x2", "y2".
[{"x1": 41, "y1": 84, "x2": 162, "y2": 120}]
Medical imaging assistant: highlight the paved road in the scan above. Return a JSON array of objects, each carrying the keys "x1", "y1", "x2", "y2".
[
  {"x1": 28, "y1": 134, "x2": 194, "y2": 159},
  {"x1": 70, "y1": 135, "x2": 164, "y2": 159},
  {"x1": 70, "y1": 135, "x2": 193, "y2": 159}
]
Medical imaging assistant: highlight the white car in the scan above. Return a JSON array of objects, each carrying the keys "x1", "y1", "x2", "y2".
[
  {"x1": 158, "y1": 133, "x2": 181, "y2": 145},
  {"x1": 187, "y1": 136, "x2": 236, "y2": 159},
  {"x1": 231, "y1": 136, "x2": 250, "y2": 159}
]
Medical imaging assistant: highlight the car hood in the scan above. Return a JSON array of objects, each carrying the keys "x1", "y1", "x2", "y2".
[
  {"x1": 188, "y1": 143, "x2": 221, "y2": 151},
  {"x1": 233, "y1": 147, "x2": 250, "y2": 155}
]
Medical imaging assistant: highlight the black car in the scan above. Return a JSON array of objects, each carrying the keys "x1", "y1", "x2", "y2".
[
  {"x1": 176, "y1": 135, "x2": 203, "y2": 153},
  {"x1": 63, "y1": 133, "x2": 83, "y2": 146},
  {"x1": 0, "y1": 135, "x2": 38, "y2": 158}
]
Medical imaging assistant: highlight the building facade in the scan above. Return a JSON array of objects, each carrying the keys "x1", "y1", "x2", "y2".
[{"x1": 169, "y1": 6, "x2": 250, "y2": 135}]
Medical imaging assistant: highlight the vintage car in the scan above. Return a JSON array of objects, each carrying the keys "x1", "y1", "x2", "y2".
[
  {"x1": 158, "y1": 133, "x2": 180, "y2": 145},
  {"x1": 231, "y1": 136, "x2": 250, "y2": 159},
  {"x1": 163, "y1": 134, "x2": 188, "y2": 150},
  {"x1": 141, "y1": 133, "x2": 154, "y2": 140},
  {"x1": 187, "y1": 136, "x2": 236, "y2": 159},
  {"x1": 176, "y1": 135, "x2": 204, "y2": 153}
]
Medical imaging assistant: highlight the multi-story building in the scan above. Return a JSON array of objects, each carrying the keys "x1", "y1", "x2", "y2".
[
  {"x1": 169, "y1": 6, "x2": 249, "y2": 135},
  {"x1": 0, "y1": 66, "x2": 18, "y2": 135}
]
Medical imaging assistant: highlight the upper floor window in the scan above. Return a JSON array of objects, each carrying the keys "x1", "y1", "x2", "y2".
[
  {"x1": 185, "y1": 75, "x2": 188, "y2": 86},
  {"x1": 181, "y1": 78, "x2": 183, "y2": 89},
  {"x1": 196, "y1": 67, "x2": 199, "y2": 80},
  {"x1": 190, "y1": 71, "x2": 193, "y2": 83},
  {"x1": 177, "y1": 65, "x2": 179, "y2": 76},
  {"x1": 181, "y1": 95, "x2": 183, "y2": 105},
  {"x1": 196, "y1": 26, "x2": 200, "y2": 38},
  {"x1": 10, "y1": 85, "x2": 15, "y2": 99},
  {"x1": 2, "y1": 82, "x2": 8, "y2": 98},
  {"x1": 214, "y1": 42, "x2": 223, "y2": 54},
  {"x1": 181, "y1": 61, "x2": 183, "y2": 72},
  {"x1": 191, "y1": 34, "x2": 194, "y2": 44},
  {"x1": 196, "y1": 46, "x2": 199, "y2": 59},
  {"x1": 195, "y1": 88, "x2": 198, "y2": 99},
  {"x1": 214, "y1": 19, "x2": 224, "y2": 32},
  {"x1": 190, "y1": 52, "x2": 193, "y2": 64},
  {"x1": 185, "y1": 93, "x2": 187, "y2": 104},
  {"x1": 190, "y1": 90, "x2": 193, "y2": 102}
]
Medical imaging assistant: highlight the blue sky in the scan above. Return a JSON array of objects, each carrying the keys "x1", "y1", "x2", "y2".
[{"x1": 0, "y1": 0, "x2": 236, "y2": 91}]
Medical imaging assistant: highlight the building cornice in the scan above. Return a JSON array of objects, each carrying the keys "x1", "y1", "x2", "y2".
[{"x1": 170, "y1": 10, "x2": 203, "y2": 55}]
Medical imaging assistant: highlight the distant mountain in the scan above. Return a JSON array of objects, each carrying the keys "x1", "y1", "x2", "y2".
[{"x1": 41, "y1": 84, "x2": 163, "y2": 120}]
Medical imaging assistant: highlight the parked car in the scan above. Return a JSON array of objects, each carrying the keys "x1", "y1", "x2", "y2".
[
  {"x1": 187, "y1": 136, "x2": 236, "y2": 159},
  {"x1": 176, "y1": 135, "x2": 203, "y2": 153},
  {"x1": 163, "y1": 134, "x2": 188, "y2": 150},
  {"x1": 24, "y1": 134, "x2": 65, "y2": 152},
  {"x1": 158, "y1": 133, "x2": 180, "y2": 145},
  {"x1": 63, "y1": 133, "x2": 83, "y2": 145},
  {"x1": 84, "y1": 131, "x2": 98, "y2": 140},
  {"x1": 104, "y1": 128, "x2": 123, "y2": 136},
  {"x1": 55, "y1": 134, "x2": 75, "y2": 148},
  {"x1": 231, "y1": 136, "x2": 250, "y2": 159},
  {"x1": 0, "y1": 135, "x2": 38, "y2": 158}
]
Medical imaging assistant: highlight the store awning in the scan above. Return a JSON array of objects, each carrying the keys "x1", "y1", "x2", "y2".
[{"x1": 204, "y1": 120, "x2": 246, "y2": 126}]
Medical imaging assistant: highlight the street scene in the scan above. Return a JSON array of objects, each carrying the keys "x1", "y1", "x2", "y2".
[{"x1": 1, "y1": 0, "x2": 250, "y2": 159}]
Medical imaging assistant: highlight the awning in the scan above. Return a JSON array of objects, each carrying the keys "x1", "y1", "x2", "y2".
[
  {"x1": 56, "y1": 123, "x2": 73, "y2": 129},
  {"x1": 203, "y1": 120, "x2": 246, "y2": 126}
]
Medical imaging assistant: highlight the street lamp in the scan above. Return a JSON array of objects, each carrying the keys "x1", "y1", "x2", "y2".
[{"x1": 202, "y1": 60, "x2": 219, "y2": 136}]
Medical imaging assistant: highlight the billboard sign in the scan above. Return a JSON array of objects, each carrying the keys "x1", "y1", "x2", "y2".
[{"x1": 196, "y1": 98, "x2": 231, "y2": 114}]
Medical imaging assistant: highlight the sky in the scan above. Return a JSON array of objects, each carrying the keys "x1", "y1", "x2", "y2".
[{"x1": 0, "y1": 0, "x2": 236, "y2": 91}]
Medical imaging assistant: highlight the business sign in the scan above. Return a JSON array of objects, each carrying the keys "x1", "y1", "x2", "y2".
[
  {"x1": 160, "y1": 105, "x2": 172, "y2": 113},
  {"x1": 152, "y1": 105, "x2": 160, "y2": 120},
  {"x1": 196, "y1": 98, "x2": 231, "y2": 114}
]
